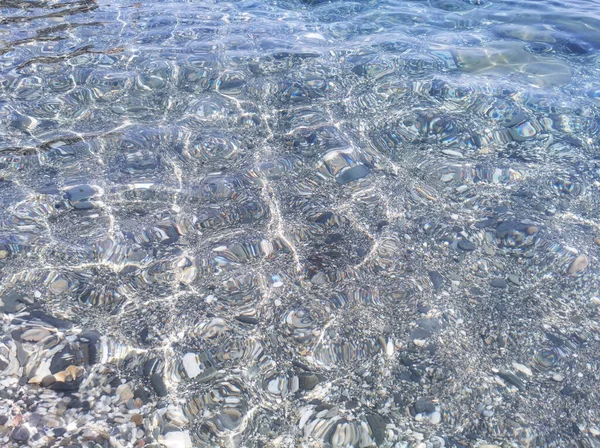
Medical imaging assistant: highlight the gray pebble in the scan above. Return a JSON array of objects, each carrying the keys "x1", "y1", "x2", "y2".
[
  {"x1": 12, "y1": 425, "x2": 30, "y2": 442},
  {"x1": 458, "y1": 239, "x2": 477, "y2": 251},
  {"x1": 491, "y1": 278, "x2": 508, "y2": 289},
  {"x1": 507, "y1": 274, "x2": 520, "y2": 286},
  {"x1": 414, "y1": 397, "x2": 436, "y2": 414}
]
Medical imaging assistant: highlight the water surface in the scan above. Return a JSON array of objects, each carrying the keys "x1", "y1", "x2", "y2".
[{"x1": 1, "y1": 0, "x2": 600, "y2": 446}]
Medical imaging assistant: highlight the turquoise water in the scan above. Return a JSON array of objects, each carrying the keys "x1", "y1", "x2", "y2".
[{"x1": 1, "y1": 0, "x2": 600, "y2": 446}]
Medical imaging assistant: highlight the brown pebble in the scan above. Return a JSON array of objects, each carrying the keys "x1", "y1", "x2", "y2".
[
  {"x1": 133, "y1": 398, "x2": 143, "y2": 409},
  {"x1": 594, "y1": 237, "x2": 600, "y2": 246},
  {"x1": 568, "y1": 254, "x2": 589, "y2": 275},
  {"x1": 131, "y1": 414, "x2": 143, "y2": 426},
  {"x1": 527, "y1": 226, "x2": 539, "y2": 235}
]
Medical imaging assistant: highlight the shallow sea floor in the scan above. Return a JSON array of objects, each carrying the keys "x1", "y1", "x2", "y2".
[{"x1": 1, "y1": 0, "x2": 600, "y2": 446}]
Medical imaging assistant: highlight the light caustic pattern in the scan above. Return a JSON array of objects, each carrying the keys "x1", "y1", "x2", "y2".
[{"x1": 1, "y1": 0, "x2": 600, "y2": 447}]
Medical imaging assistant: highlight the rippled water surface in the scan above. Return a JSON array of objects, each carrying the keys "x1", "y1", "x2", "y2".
[{"x1": 2, "y1": 0, "x2": 600, "y2": 446}]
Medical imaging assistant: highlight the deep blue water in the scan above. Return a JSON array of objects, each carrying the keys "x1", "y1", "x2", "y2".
[{"x1": 1, "y1": 0, "x2": 600, "y2": 447}]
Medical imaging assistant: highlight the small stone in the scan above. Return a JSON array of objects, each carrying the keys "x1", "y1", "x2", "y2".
[
  {"x1": 117, "y1": 384, "x2": 134, "y2": 402},
  {"x1": 491, "y1": 278, "x2": 508, "y2": 289},
  {"x1": 507, "y1": 274, "x2": 520, "y2": 286},
  {"x1": 428, "y1": 271, "x2": 444, "y2": 290},
  {"x1": 41, "y1": 375, "x2": 56, "y2": 387},
  {"x1": 430, "y1": 411, "x2": 442, "y2": 425},
  {"x1": 568, "y1": 254, "x2": 588, "y2": 275},
  {"x1": 552, "y1": 374, "x2": 564, "y2": 382},
  {"x1": 298, "y1": 373, "x2": 319, "y2": 391},
  {"x1": 594, "y1": 237, "x2": 600, "y2": 246},
  {"x1": 161, "y1": 431, "x2": 193, "y2": 448},
  {"x1": 0, "y1": 415, "x2": 8, "y2": 426},
  {"x1": 526, "y1": 226, "x2": 539, "y2": 235},
  {"x1": 512, "y1": 362, "x2": 533, "y2": 377},
  {"x1": 458, "y1": 239, "x2": 476, "y2": 251},
  {"x1": 414, "y1": 398, "x2": 436, "y2": 414},
  {"x1": 182, "y1": 353, "x2": 201, "y2": 379},
  {"x1": 134, "y1": 387, "x2": 151, "y2": 403},
  {"x1": 150, "y1": 373, "x2": 168, "y2": 397},
  {"x1": 131, "y1": 414, "x2": 143, "y2": 426},
  {"x1": 12, "y1": 425, "x2": 30, "y2": 442},
  {"x1": 365, "y1": 414, "x2": 386, "y2": 445},
  {"x1": 498, "y1": 370, "x2": 525, "y2": 390},
  {"x1": 53, "y1": 427, "x2": 67, "y2": 437}
]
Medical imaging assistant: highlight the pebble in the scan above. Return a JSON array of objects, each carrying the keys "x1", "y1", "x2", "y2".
[
  {"x1": 428, "y1": 271, "x2": 444, "y2": 290},
  {"x1": 552, "y1": 373, "x2": 564, "y2": 382},
  {"x1": 507, "y1": 274, "x2": 520, "y2": 286},
  {"x1": 131, "y1": 414, "x2": 143, "y2": 426},
  {"x1": 414, "y1": 398, "x2": 436, "y2": 414},
  {"x1": 430, "y1": 411, "x2": 441, "y2": 424},
  {"x1": 150, "y1": 374, "x2": 168, "y2": 397},
  {"x1": 512, "y1": 362, "x2": 533, "y2": 377},
  {"x1": 568, "y1": 254, "x2": 588, "y2": 275},
  {"x1": 12, "y1": 425, "x2": 30, "y2": 442},
  {"x1": 117, "y1": 384, "x2": 134, "y2": 403},
  {"x1": 457, "y1": 239, "x2": 476, "y2": 251},
  {"x1": 491, "y1": 278, "x2": 508, "y2": 289},
  {"x1": 182, "y1": 353, "x2": 202, "y2": 379},
  {"x1": 298, "y1": 373, "x2": 319, "y2": 391},
  {"x1": 161, "y1": 430, "x2": 193, "y2": 448}
]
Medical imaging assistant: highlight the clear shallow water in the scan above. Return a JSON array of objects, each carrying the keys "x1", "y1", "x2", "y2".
[{"x1": 1, "y1": 0, "x2": 600, "y2": 446}]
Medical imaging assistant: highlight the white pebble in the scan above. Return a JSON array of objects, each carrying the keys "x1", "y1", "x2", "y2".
[{"x1": 182, "y1": 353, "x2": 202, "y2": 379}]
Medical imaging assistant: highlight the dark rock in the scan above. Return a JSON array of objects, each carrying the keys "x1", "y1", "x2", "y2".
[
  {"x1": 428, "y1": 271, "x2": 444, "y2": 290},
  {"x1": 150, "y1": 373, "x2": 168, "y2": 397},
  {"x1": 345, "y1": 400, "x2": 359, "y2": 409},
  {"x1": 458, "y1": 239, "x2": 476, "y2": 251},
  {"x1": 414, "y1": 398, "x2": 436, "y2": 414},
  {"x1": 560, "y1": 384, "x2": 576, "y2": 396},
  {"x1": 0, "y1": 415, "x2": 8, "y2": 426},
  {"x1": 139, "y1": 327, "x2": 150, "y2": 344},
  {"x1": 78, "y1": 330, "x2": 101, "y2": 365},
  {"x1": 417, "y1": 318, "x2": 442, "y2": 333},
  {"x1": 82, "y1": 400, "x2": 91, "y2": 411},
  {"x1": 235, "y1": 315, "x2": 259, "y2": 325},
  {"x1": 53, "y1": 427, "x2": 67, "y2": 437},
  {"x1": 12, "y1": 425, "x2": 30, "y2": 442},
  {"x1": 298, "y1": 373, "x2": 319, "y2": 391},
  {"x1": 67, "y1": 397, "x2": 83, "y2": 409},
  {"x1": 410, "y1": 328, "x2": 432, "y2": 340},
  {"x1": 491, "y1": 278, "x2": 508, "y2": 289},
  {"x1": 417, "y1": 302, "x2": 431, "y2": 314},
  {"x1": 498, "y1": 370, "x2": 525, "y2": 390},
  {"x1": 365, "y1": 414, "x2": 386, "y2": 445},
  {"x1": 143, "y1": 358, "x2": 160, "y2": 376},
  {"x1": 41, "y1": 375, "x2": 56, "y2": 387},
  {"x1": 494, "y1": 303, "x2": 507, "y2": 313},
  {"x1": 134, "y1": 387, "x2": 151, "y2": 404},
  {"x1": 49, "y1": 376, "x2": 82, "y2": 392}
]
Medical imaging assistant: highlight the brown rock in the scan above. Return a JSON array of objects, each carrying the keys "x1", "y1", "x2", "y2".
[
  {"x1": 568, "y1": 254, "x2": 589, "y2": 275},
  {"x1": 527, "y1": 226, "x2": 539, "y2": 235},
  {"x1": 131, "y1": 414, "x2": 143, "y2": 426}
]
